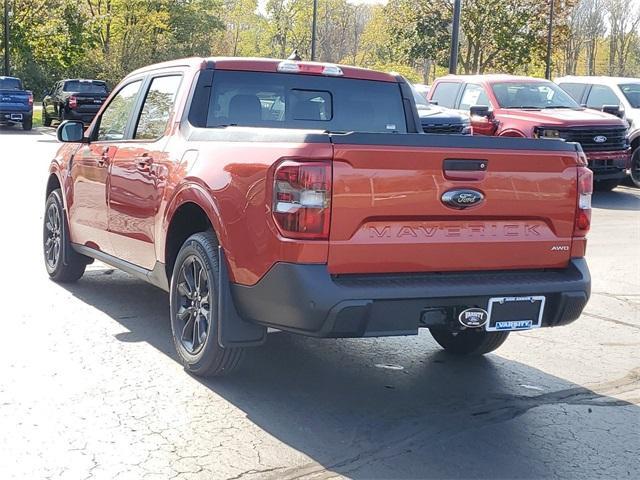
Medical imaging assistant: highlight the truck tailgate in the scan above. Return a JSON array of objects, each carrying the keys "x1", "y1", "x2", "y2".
[{"x1": 328, "y1": 135, "x2": 580, "y2": 274}]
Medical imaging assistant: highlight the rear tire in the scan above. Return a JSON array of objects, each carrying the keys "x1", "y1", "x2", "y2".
[
  {"x1": 43, "y1": 189, "x2": 87, "y2": 282},
  {"x1": 22, "y1": 117, "x2": 32, "y2": 131},
  {"x1": 170, "y1": 231, "x2": 245, "y2": 377},
  {"x1": 43, "y1": 110, "x2": 52, "y2": 127},
  {"x1": 594, "y1": 179, "x2": 620, "y2": 192},
  {"x1": 429, "y1": 327, "x2": 509, "y2": 355}
]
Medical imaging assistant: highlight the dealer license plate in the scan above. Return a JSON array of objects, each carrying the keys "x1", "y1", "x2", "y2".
[{"x1": 485, "y1": 296, "x2": 545, "y2": 332}]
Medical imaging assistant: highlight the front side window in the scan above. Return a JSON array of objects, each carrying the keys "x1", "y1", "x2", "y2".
[
  {"x1": 205, "y1": 71, "x2": 407, "y2": 133},
  {"x1": 618, "y1": 83, "x2": 640, "y2": 109},
  {"x1": 430, "y1": 82, "x2": 461, "y2": 109},
  {"x1": 459, "y1": 83, "x2": 490, "y2": 110},
  {"x1": 96, "y1": 81, "x2": 142, "y2": 142},
  {"x1": 134, "y1": 75, "x2": 182, "y2": 140},
  {"x1": 492, "y1": 81, "x2": 579, "y2": 109},
  {"x1": 586, "y1": 84, "x2": 620, "y2": 109}
]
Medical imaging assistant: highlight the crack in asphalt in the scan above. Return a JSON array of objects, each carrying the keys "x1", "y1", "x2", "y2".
[
  {"x1": 272, "y1": 368, "x2": 640, "y2": 480},
  {"x1": 582, "y1": 311, "x2": 640, "y2": 331}
]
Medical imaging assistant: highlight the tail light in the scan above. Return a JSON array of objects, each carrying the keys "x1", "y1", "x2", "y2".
[
  {"x1": 68, "y1": 96, "x2": 78, "y2": 109},
  {"x1": 574, "y1": 166, "x2": 593, "y2": 237},
  {"x1": 273, "y1": 161, "x2": 331, "y2": 239},
  {"x1": 27, "y1": 93, "x2": 33, "y2": 107}
]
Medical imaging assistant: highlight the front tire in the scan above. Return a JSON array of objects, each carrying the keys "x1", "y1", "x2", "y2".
[
  {"x1": 43, "y1": 189, "x2": 87, "y2": 282},
  {"x1": 429, "y1": 327, "x2": 509, "y2": 355},
  {"x1": 630, "y1": 149, "x2": 640, "y2": 188},
  {"x1": 170, "y1": 232, "x2": 245, "y2": 377}
]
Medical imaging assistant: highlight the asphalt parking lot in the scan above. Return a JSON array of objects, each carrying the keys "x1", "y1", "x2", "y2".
[{"x1": 0, "y1": 126, "x2": 638, "y2": 480}]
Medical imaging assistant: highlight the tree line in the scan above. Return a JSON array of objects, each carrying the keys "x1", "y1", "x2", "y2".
[{"x1": 2, "y1": 0, "x2": 639, "y2": 97}]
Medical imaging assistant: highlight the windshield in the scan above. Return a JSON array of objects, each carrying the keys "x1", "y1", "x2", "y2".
[
  {"x1": 64, "y1": 81, "x2": 108, "y2": 94},
  {"x1": 205, "y1": 71, "x2": 407, "y2": 133},
  {"x1": 492, "y1": 81, "x2": 580, "y2": 109},
  {"x1": 619, "y1": 83, "x2": 640, "y2": 108},
  {"x1": 0, "y1": 78, "x2": 22, "y2": 90}
]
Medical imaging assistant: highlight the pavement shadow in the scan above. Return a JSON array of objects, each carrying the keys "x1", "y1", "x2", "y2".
[
  {"x1": 60, "y1": 269, "x2": 640, "y2": 479},
  {"x1": 592, "y1": 187, "x2": 640, "y2": 211}
]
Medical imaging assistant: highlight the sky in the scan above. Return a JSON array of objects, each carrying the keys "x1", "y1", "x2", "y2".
[{"x1": 257, "y1": 0, "x2": 388, "y2": 14}]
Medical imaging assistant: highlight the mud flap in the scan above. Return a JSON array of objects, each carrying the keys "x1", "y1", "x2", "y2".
[{"x1": 217, "y1": 246, "x2": 267, "y2": 348}]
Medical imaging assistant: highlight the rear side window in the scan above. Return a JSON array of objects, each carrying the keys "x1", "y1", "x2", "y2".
[
  {"x1": 64, "y1": 80, "x2": 108, "y2": 95},
  {"x1": 557, "y1": 82, "x2": 586, "y2": 103},
  {"x1": 134, "y1": 75, "x2": 182, "y2": 140},
  {"x1": 586, "y1": 84, "x2": 620, "y2": 108},
  {"x1": 0, "y1": 77, "x2": 22, "y2": 90},
  {"x1": 459, "y1": 83, "x2": 489, "y2": 110},
  {"x1": 205, "y1": 71, "x2": 406, "y2": 133},
  {"x1": 430, "y1": 82, "x2": 461, "y2": 108}
]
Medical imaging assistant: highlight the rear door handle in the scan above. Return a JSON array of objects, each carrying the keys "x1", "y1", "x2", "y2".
[{"x1": 443, "y1": 159, "x2": 488, "y2": 181}]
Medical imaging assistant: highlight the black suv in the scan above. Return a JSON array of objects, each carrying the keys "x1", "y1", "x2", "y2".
[{"x1": 42, "y1": 79, "x2": 108, "y2": 126}]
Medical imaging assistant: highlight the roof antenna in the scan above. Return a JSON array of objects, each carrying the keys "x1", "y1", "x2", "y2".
[{"x1": 288, "y1": 50, "x2": 302, "y2": 61}]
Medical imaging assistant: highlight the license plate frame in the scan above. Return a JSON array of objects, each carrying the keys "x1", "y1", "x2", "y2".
[
  {"x1": 485, "y1": 296, "x2": 545, "y2": 332},
  {"x1": 10, "y1": 113, "x2": 23, "y2": 121}
]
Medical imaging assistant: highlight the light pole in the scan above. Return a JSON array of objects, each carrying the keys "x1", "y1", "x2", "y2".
[
  {"x1": 545, "y1": 0, "x2": 554, "y2": 79},
  {"x1": 3, "y1": 0, "x2": 9, "y2": 76},
  {"x1": 311, "y1": 0, "x2": 318, "y2": 61},
  {"x1": 449, "y1": 0, "x2": 461, "y2": 74}
]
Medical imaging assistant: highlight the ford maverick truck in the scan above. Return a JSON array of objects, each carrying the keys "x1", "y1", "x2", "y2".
[
  {"x1": 428, "y1": 74, "x2": 630, "y2": 191},
  {"x1": 44, "y1": 58, "x2": 591, "y2": 376}
]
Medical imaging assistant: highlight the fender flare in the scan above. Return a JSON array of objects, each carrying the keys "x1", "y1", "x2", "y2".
[
  {"x1": 160, "y1": 180, "x2": 229, "y2": 264},
  {"x1": 498, "y1": 129, "x2": 527, "y2": 138}
]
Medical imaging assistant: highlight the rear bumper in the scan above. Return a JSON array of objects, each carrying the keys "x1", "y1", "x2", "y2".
[
  {"x1": 231, "y1": 259, "x2": 591, "y2": 338},
  {"x1": 585, "y1": 149, "x2": 631, "y2": 180},
  {"x1": 64, "y1": 110, "x2": 98, "y2": 124},
  {"x1": 0, "y1": 110, "x2": 31, "y2": 123}
]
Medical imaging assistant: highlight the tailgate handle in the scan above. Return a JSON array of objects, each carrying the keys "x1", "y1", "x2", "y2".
[{"x1": 443, "y1": 159, "x2": 488, "y2": 181}]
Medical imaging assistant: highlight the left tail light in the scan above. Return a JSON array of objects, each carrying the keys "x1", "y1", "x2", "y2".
[
  {"x1": 27, "y1": 93, "x2": 33, "y2": 107},
  {"x1": 68, "y1": 95, "x2": 78, "y2": 109},
  {"x1": 273, "y1": 161, "x2": 331, "y2": 239},
  {"x1": 574, "y1": 166, "x2": 593, "y2": 237}
]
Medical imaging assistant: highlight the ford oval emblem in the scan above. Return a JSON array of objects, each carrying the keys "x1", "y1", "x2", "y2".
[
  {"x1": 441, "y1": 189, "x2": 484, "y2": 209},
  {"x1": 458, "y1": 307, "x2": 489, "y2": 328},
  {"x1": 593, "y1": 135, "x2": 607, "y2": 143}
]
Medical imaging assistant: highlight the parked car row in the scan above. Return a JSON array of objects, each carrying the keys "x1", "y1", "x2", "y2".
[{"x1": 45, "y1": 57, "x2": 593, "y2": 376}]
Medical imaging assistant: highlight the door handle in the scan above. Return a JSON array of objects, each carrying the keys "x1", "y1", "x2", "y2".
[
  {"x1": 97, "y1": 148, "x2": 110, "y2": 167},
  {"x1": 135, "y1": 155, "x2": 154, "y2": 171}
]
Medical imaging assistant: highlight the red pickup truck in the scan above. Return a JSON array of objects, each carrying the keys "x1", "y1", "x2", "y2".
[
  {"x1": 428, "y1": 75, "x2": 631, "y2": 191},
  {"x1": 44, "y1": 58, "x2": 591, "y2": 376}
]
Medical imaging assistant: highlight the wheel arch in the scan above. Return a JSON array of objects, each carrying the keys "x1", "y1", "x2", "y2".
[
  {"x1": 498, "y1": 129, "x2": 526, "y2": 138},
  {"x1": 162, "y1": 183, "x2": 229, "y2": 282}
]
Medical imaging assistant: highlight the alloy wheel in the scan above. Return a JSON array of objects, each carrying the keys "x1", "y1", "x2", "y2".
[
  {"x1": 44, "y1": 202, "x2": 62, "y2": 269},
  {"x1": 176, "y1": 255, "x2": 211, "y2": 355}
]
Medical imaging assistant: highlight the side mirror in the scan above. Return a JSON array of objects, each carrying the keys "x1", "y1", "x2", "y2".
[
  {"x1": 470, "y1": 105, "x2": 492, "y2": 118},
  {"x1": 601, "y1": 104, "x2": 624, "y2": 119},
  {"x1": 57, "y1": 120, "x2": 86, "y2": 143}
]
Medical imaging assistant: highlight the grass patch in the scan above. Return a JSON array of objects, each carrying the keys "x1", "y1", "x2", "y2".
[{"x1": 32, "y1": 106, "x2": 43, "y2": 127}]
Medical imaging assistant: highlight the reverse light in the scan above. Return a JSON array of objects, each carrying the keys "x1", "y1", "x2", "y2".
[
  {"x1": 574, "y1": 166, "x2": 593, "y2": 237},
  {"x1": 277, "y1": 61, "x2": 344, "y2": 77},
  {"x1": 273, "y1": 161, "x2": 331, "y2": 239},
  {"x1": 68, "y1": 95, "x2": 78, "y2": 109}
]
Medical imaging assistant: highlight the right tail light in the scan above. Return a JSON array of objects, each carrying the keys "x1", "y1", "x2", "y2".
[
  {"x1": 574, "y1": 166, "x2": 593, "y2": 237},
  {"x1": 272, "y1": 161, "x2": 331, "y2": 240},
  {"x1": 68, "y1": 96, "x2": 78, "y2": 110}
]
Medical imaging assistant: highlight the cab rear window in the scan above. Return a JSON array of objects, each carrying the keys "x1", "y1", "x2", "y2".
[
  {"x1": 64, "y1": 81, "x2": 108, "y2": 94},
  {"x1": 204, "y1": 71, "x2": 407, "y2": 133},
  {"x1": 0, "y1": 78, "x2": 22, "y2": 90}
]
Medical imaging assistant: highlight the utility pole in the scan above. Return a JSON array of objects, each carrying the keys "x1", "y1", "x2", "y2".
[
  {"x1": 311, "y1": 0, "x2": 318, "y2": 61},
  {"x1": 3, "y1": 0, "x2": 9, "y2": 76},
  {"x1": 545, "y1": 0, "x2": 554, "y2": 80},
  {"x1": 449, "y1": 0, "x2": 461, "y2": 74}
]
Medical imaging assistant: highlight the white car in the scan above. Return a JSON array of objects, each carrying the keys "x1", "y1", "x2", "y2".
[{"x1": 555, "y1": 76, "x2": 640, "y2": 187}]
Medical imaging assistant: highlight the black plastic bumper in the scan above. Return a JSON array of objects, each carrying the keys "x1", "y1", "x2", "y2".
[
  {"x1": 232, "y1": 259, "x2": 591, "y2": 338},
  {"x1": 0, "y1": 111, "x2": 31, "y2": 123}
]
